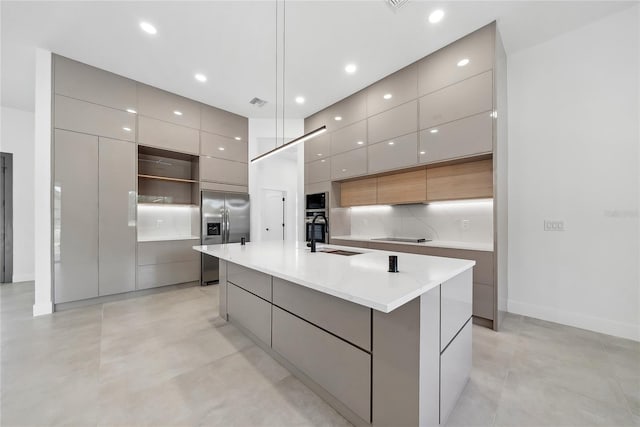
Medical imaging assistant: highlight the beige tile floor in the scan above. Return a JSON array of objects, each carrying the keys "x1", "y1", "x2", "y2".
[{"x1": 1, "y1": 281, "x2": 638, "y2": 427}]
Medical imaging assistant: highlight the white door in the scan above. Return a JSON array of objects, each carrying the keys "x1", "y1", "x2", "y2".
[{"x1": 261, "y1": 189, "x2": 285, "y2": 241}]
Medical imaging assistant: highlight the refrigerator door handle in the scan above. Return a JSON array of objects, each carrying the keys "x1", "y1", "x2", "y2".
[{"x1": 226, "y1": 208, "x2": 231, "y2": 242}]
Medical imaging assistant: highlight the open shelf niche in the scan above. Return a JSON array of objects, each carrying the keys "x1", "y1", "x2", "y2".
[{"x1": 137, "y1": 145, "x2": 199, "y2": 205}]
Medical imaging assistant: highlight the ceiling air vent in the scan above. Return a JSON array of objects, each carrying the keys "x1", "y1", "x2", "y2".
[
  {"x1": 249, "y1": 97, "x2": 267, "y2": 107},
  {"x1": 386, "y1": 0, "x2": 409, "y2": 9}
]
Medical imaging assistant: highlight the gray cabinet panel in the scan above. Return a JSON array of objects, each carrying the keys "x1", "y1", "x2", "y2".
[
  {"x1": 228, "y1": 283, "x2": 272, "y2": 345},
  {"x1": 367, "y1": 132, "x2": 418, "y2": 173},
  {"x1": 137, "y1": 84, "x2": 201, "y2": 129},
  {"x1": 441, "y1": 268, "x2": 472, "y2": 351},
  {"x1": 200, "y1": 181, "x2": 248, "y2": 194},
  {"x1": 418, "y1": 23, "x2": 494, "y2": 96},
  {"x1": 53, "y1": 130, "x2": 99, "y2": 303},
  {"x1": 304, "y1": 132, "x2": 330, "y2": 163},
  {"x1": 54, "y1": 95, "x2": 136, "y2": 142},
  {"x1": 138, "y1": 116, "x2": 199, "y2": 155},
  {"x1": 419, "y1": 111, "x2": 493, "y2": 164},
  {"x1": 366, "y1": 63, "x2": 418, "y2": 117},
  {"x1": 325, "y1": 91, "x2": 367, "y2": 132},
  {"x1": 419, "y1": 70, "x2": 493, "y2": 130},
  {"x1": 421, "y1": 247, "x2": 494, "y2": 286},
  {"x1": 330, "y1": 120, "x2": 367, "y2": 156},
  {"x1": 137, "y1": 239, "x2": 200, "y2": 266},
  {"x1": 272, "y1": 307, "x2": 371, "y2": 422},
  {"x1": 331, "y1": 147, "x2": 367, "y2": 180},
  {"x1": 201, "y1": 131, "x2": 247, "y2": 163},
  {"x1": 272, "y1": 277, "x2": 371, "y2": 350},
  {"x1": 227, "y1": 262, "x2": 272, "y2": 301},
  {"x1": 440, "y1": 320, "x2": 472, "y2": 424},
  {"x1": 54, "y1": 56, "x2": 137, "y2": 112},
  {"x1": 367, "y1": 100, "x2": 418, "y2": 144},
  {"x1": 305, "y1": 110, "x2": 329, "y2": 134},
  {"x1": 200, "y1": 156, "x2": 248, "y2": 186},
  {"x1": 201, "y1": 104, "x2": 248, "y2": 140},
  {"x1": 305, "y1": 158, "x2": 330, "y2": 184},
  {"x1": 136, "y1": 261, "x2": 200, "y2": 289},
  {"x1": 98, "y1": 138, "x2": 136, "y2": 296},
  {"x1": 473, "y1": 283, "x2": 494, "y2": 320}
]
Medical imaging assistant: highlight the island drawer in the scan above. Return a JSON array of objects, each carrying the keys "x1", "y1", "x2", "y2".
[
  {"x1": 272, "y1": 307, "x2": 371, "y2": 422},
  {"x1": 227, "y1": 283, "x2": 271, "y2": 345},
  {"x1": 227, "y1": 263, "x2": 272, "y2": 301},
  {"x1": 440, "y1": 320, "x2": 472, "y2": 424},
  {"x1": 272, "y1": 277, "x2": 371, "y2": 351},
  {"x1": 441, "y1": 269, "x2": 473, "y2": 351}
]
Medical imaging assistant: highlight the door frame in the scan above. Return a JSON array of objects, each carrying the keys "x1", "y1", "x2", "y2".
[{"x1": 1, "y1": 152, "x2": 13, "y2": 283}]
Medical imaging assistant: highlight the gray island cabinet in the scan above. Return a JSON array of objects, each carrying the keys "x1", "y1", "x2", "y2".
[{"x1": 195, "y1": 241, "x2": 474, "y2": 426}]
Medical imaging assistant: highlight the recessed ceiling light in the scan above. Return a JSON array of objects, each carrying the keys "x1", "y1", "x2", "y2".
[
  {"x1": 388, "y1": 141, "x2": 395, "y2": 146},
  {"x1": 194, "y1": 73, "x2": 207, "y2": 82},
  {"x1": 122, "y1": 127, "x2": 132, "y2": 132},
  {"x1": 430, "y1": 129, "x2": 439, "y2": 134},
  {"x1": 345, "y1": 64, "x2": 357, "y2": 74},
  {"x1": 420, "y1": 151, "x2": 426, "y2": 155},
  {"x1": 428, "y1": 9, "x2": 445, "y2": 24},
  {"x1": 173, "y1": 110, "x2": 183, "y2": 116},
  {"x1": 218, "y1": 147, "x2": 225, "y2": 151},
  {"x1": 234, "y1": 136, "x2": 242, "y2": 141},
  {"x1": 383, "y1": 93, "x2": 392, "y2": 100},
  {"x1": 139, "y1": 21, "x2": 157, "y2": 35},
  {"x1": 334, "y1": 116, "x2": 342, "y2": 121},
  {"x1": 126, "y1": 108, "x2": 137, "y2": 114},
  {"x1": 457, "y1": 58, "x2": 470, "y2": 67},
  {"x1": 295, "y1": 96, "x2": 305, "y2": 104},
  {"x1": 356, "y1": 141, "x2": 364, "y2": 145}
]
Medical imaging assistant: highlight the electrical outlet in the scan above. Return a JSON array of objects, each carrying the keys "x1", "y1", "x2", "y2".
[
  {"x1": 461, "y1": 219, "x2": 470, "y2": 230},
  {"x1": 544, "y1": 220, "x2": 564, "y2": 231}
]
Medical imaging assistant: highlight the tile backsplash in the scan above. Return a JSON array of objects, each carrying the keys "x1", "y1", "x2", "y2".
[{"x1": 346, "y1": 200, "x2": 493, "y2": 244}]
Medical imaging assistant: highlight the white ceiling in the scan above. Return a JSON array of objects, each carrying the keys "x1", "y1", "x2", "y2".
[{"x1": 1, "y1": 1, "x2": 636, "y2": 118}]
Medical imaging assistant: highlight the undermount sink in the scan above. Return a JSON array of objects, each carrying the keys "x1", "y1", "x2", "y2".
[{"x1": 317, "y1": 249, "x2": 362, "y2": 256}]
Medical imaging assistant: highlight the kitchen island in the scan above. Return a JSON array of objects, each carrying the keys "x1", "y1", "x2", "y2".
[{"x1": 194, "y1": 241, "x2": 474, "y2": 427}]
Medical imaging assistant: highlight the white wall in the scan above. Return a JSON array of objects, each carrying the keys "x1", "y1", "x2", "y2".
[
  {"x1": 248, "y1": 118, "x2": 305, "y2": 243},
  {"x1": 507, "y1": 6, "x2": 639, "y2": 340},
  {"x1": 0, "y1": 107, "x2": 35, "y2": 282}
]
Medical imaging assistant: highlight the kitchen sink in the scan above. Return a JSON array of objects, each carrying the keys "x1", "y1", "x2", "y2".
[{"x1": 318, "y1": 249, "x2": 362, "y2": 256}]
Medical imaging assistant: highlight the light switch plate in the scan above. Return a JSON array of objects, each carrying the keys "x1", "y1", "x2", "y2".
[{"x1": 544, "y1": 220, "x2": 564, "y2": 231}]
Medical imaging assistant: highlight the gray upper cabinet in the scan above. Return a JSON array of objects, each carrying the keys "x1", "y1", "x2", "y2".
[
  {"x1": 325, "y1": 91, "x2": 367, "y2": 132},
  {"x1": 137, "y1": 84, "x2": 201, "y2": 129},
  {"x1": 54, "y1": 56, "x2": 137, "y2": 112},
  {"x1": 418, "y1": 23, "x2": 495, "y2": 96},
  {"x1": 201, "y1": 104, "x2": 248, "y2": 140},
  {"x1": 304, "y1": 109, "x2": 329, "y2": 133},
  {"x1": 98, "y1": 138, "x2": 136, "y2": 296},
  {"x1": 201, "y1": 131, "x2": 247, "y2": 163},
  {"x1": 138, "y1": 116, "x2": 199, "y2": 155},
  {"x1": 367, "y1": 100, "x2": 418, "y2": 145},
  {"x1": 54, "y1": 95, "x2": 136, "y2": 142},
  {"x1": 331, "y1": 147, "x2": 367, "y2": 180},
  {"x1": 419, "y1": 111, "x2": 493, "y2": 164},
  {"x1": 366, "y1": 63, "x2": 418, "y2": 117},
  {"x1": 331, "y1": 120, "x2": 367, "y2": 156},
  {"x1": 305, "y1": 158, "x2": 331, "y2": 184},
  {"x1": 419, "y1": 70, "x2": 493, "y2": 130},
  {"x1": 304, "y1": 132, "x2": 331, "y2": 163},
  {"x1": 368, "y1": 132, "x2": 418, "y2": 173},
  {"x1": 54, "y1": 129, "x2": 99, "y2": 303},
  {"x1": 200, "y1": 156, "x2": 248, "y2": 186}
]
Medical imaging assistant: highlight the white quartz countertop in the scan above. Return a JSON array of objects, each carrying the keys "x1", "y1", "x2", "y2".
[
  {"x1": 138, "y1": 235, "x2": 200, "y2": 243},
  {"x1": 194, "y1": 241, "x2": 474, "y2": 313},
  {"x1": 331, "y1": 235, "x2": 494, "y2": 252}
]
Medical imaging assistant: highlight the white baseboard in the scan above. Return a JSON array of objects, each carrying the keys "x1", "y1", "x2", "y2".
[
  {"x1": 11, "y1": 273, "x2": 35, "y2": 283},
  {"x1": 33, "y1": 301, "x2": 53, "y2": 316},
  {"x1": 508, "y1": 299, "x2": 640, "y2": 342}
]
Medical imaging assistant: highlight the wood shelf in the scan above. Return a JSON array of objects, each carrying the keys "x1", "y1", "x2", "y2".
[{"x1": 138, "y1": 174, "x2": 198, "y2": 184}]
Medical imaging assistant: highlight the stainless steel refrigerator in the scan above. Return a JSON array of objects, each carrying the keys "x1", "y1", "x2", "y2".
[{"x1": 201, "y1": 191, "x2": 250, "y2": 285}]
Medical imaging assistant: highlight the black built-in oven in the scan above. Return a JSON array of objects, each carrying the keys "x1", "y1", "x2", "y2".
[{"x1": 305, "y1": 216, "x2": 327, "y2": 243}]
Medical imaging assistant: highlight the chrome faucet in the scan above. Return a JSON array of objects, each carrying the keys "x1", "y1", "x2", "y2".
[{"x1": 310, "y1": 213, "x2": 329, "y2": 253}]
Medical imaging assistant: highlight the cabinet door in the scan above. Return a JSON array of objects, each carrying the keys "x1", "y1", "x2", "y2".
[
  {"x1": 426, "y1": 159, "x2": 493, "y2": 201},
  {"x1": 137, "y1": 261, "x2": 200, "y2": 289},
  {"x1": 53, "y1": 130, "x2": 99, "y2": 303},
  {"x1": 473, "y1": 283, "x2": 494, "y2": 320},
  {"x1": 228, "y1": 283, "x2": 272, "y2": 345},
  {"x1": 440, "y1": 320, "x2": 472, "y2": 425},
  {"x1": 201, "y1": 131, "x2": 247, "y2": 163},
  {"x1": 201, "y1": 104, "x2": 248, "y2": 140},
  {"x1": 377, "y1": 169, "x2": 426, "y2": 205},
  {"x1": 418, "y1": 23, "x2": 494, "y2": 96},
  {"x1": 366, "y1": 63, "x2": 418, "y2": 117},
  {"x1": 440, "y1": 268, "x2": 472, "y2": 351},
  {"x1": 419, "y1": 111, "x2": 493, "y2": 164},
  {"x1": 200, "y1": 157, "x2": 248, "y2": 186},
  {"x1": 331, "y1": 147, "x2": 367, "y2": 180},
  {"x1": 305, "y1": 158, "x2": 331, "y2": 184},
  {"x1": 137, "y1": 84, "x2": 201, "y2": 129},
  {"x1": 368, "y1": 132, "x2": 418, "y2": 174},
  {"x1": 419, "y1": 70, "x2": 493, "y2": 130},
  {"x1": 304, "y1": 132, "x2": 330, "y2": 163},
  {"x1": 367, "y1": 100, "x2": 418, "y2": 145},
  {"x1": 227, "y1": 262, "x2": 272, "y2": 301},
  {"x1": 325, "y1": 91, "x2": 367, "y2": 132},
  {"x1": 138, "y1": 116, "x2": 199, "y2": 155},
  {"x1": 137, "y1": 240, "x2": 200, "y2": 266},
  {"x1": 98, "y1": 138, "x2": 136, "y2": 296},
  {"x1": 340, "y1": 178, "x2": 377, "y2": 207},
  {"x1": 305, "y1": 110, "x2": 330, "y2": 133},
  {"x1": 55, "y1": 95, "x2": 136, "y2": 142},
  {"x1": 54, "y1": 55, "x2": 137, "y2": 112},
  {"x1": 330, "y1": 120, "x2": 367, "y2": 156}
]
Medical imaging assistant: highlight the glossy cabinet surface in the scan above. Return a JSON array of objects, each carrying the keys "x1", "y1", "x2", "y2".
[
  {"x1": 137, "y1": 84, "x2": 201, "y2": 129},
  {"x1": 54, "y1": 130, "x2": 99, "y2": 303},
  {"x1": 228, "y1": 283, "x2": 272, "y2": 345},
  {"x1": 98, "y1": 138, "x2": 136, "y2": 296},
  {"x1": 440, "y1": 268, "x2": 473, "y2": 351},
  {"x1": 366, "y1": 64, "x2": 418, "y2": 117},
  {"x1": 340, "y1": 178, "x2": 377, "y2": 207},
  {"x1": 330, "y1": 120, "x2": 367, "y2": 156},
  {"x1": 304, "y1": 132, "x2": 331, "y2": 163},
  {"x1": 419, "y1": 70, "x2": 493, "y2": 130},
  {"x1": 305, "y1": 158, "x2": 331, "y2": 184},
  {"x1": 137, "y1": 239, "x2": 200, "y2": 266},
  {"x1": 227, "y1": 263, "x2": 272, "y2": 301},
  {"x1": 137, "y1": 261, "x2": 200, "y2": 289},
  {"x1": 377, "y1": 169, "x2": 426, "y2": 205},
  {"x1": 367, "y1": 100, "x2": 418, "y2": 145},
  {"x1": 419, "y1": 111, "x2": 493, "y2": 164},
  {"x1": 367, "y1": 132, "x2": 418, "y2": 173},
  {"x1": 200, "y1": 156, "x2": 248, "y2": 186},
  {"x1": 440, "y1": 320, "x2": 472, "y2": 424},
  {"x1": 201, "y1": 131, "x2": 248, "y2": 163},
  {"x1": 331, "y1": 147, "x2": 367, "y2": 180},
  {"x1": 426, "y1": 159, "x2": 493, "y2": 201},
  {"x1": 201, "y1": 104, "x2": 248, "y2": 140},
  {"x1": 55, "y1": 95, "x2": 136, "y2": 142},
  {"x1": 473, "y1": 283, "x2": 494, "y2": 320},
  {"x1": 138, "y1": 116, "x2": 199, "y2": 155},
  {"x1": 325, "y1": 91, "x2": 367, "y2": 132}
]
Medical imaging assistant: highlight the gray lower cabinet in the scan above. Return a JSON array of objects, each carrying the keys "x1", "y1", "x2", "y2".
[
  {"x1": 137, "y1": 239, "x2": 200, "y2": 289},
  {"x1": 138, "y1": 116, "x2": 199, "y2": 155},
  {"x1": 440, "y1": 320, "x2": 472, "y2": 425},
  {"x1": 200, "y1": 156, "x2": 248, "y2": 186},
  {"x1": 272, "y1": 306, "x2": 371, "y2": 422},
  {"x1": 227, "y1": 263, "x2": 272, "y2": 301},
  {"x1": 473, "y1": 282, "x2": 494, "y2": 320},
  {"x1": 440, "y1": 269, "x2": 473, "y2": 351},
  {"x1": 98, "y1": 138, "x2": 136, "y2": 296},
  {"x1": 54, "y1": 130, "x2": 99, "y2": 303},
  {"x1": 367, "y1": 132, "x2": 418, "y2": 173},
  {"x1": 227, "y1": 283, "x2": 272, "y2": 345}
]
